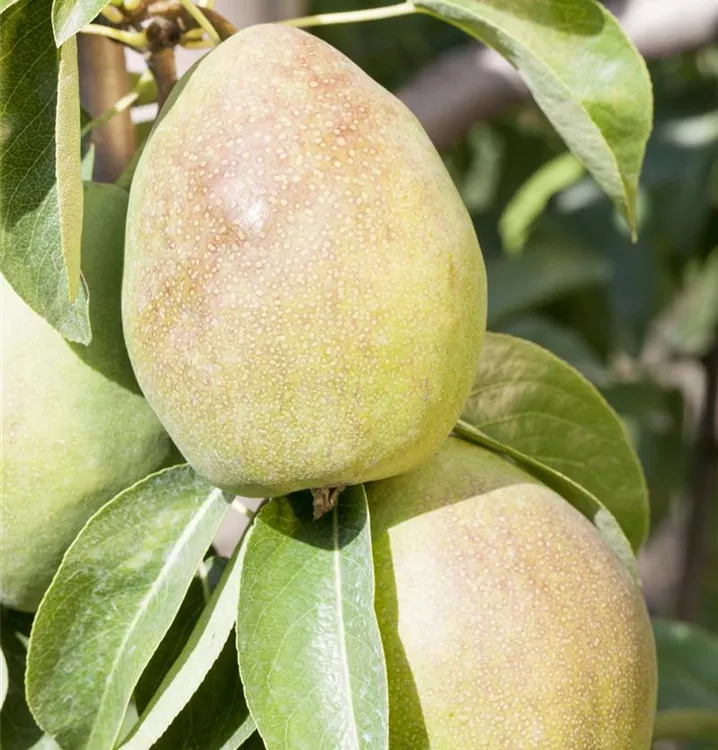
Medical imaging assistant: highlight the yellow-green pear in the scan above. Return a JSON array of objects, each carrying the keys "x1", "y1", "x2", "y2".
[
  {"x1": 367, "y1": 437, "x2": 657, "y2": 749},
  {"x1": 122, "y1": 24, "x2": 486, "y2": 502},
  {"x1": 1, "y1": 187, "x2": 174, "y2": 612}
]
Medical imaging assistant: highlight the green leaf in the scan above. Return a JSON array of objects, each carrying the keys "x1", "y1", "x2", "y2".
[
  {"x1": 654, "y1": 619, "x2": 718, "y2": 712},
  {"x1": 128, "y1": 72, "x2": 158, "y2": 107},
  {"x1": 650, "y1": 247, "x2": 718, "y2": 358},
  {"x1": 144, "y1": 635, "x2": 255, "y2": 750},
  {"x1": 55, "y1": 34, "x2": 83, "y2": 298},
  {"x1": 486, "y1": 233, "x2": 610, "y2": 326},
  {"x1": 415, "y1": 0, "x2": 652, "y2": 234},
  {"x1": 499, "y1": 152, "x2": 585, "y2": 254},
  {"x1": 0, "y1": 0, "x2": 89, "y2": 343},
  {"x1": 0, "y1": 0, "x2": 22, "y2": 13},
  {"x1": 498, "y1": 314, "x2": 608, "y2": 385},
  {"x1": 81, "y1": 143, "x2": 95, "y2": 181},
  {"x1": 237, "y1": 487, "x2": 388, "y2": 750},
  {"x1": 0, "y1": 644, "x2": 7, "y2": 710},
  {"x1": 52, "y1": 0, "x2": 108, "y2": 46},
  {"x1": 459, "y1": 332, "x2": 648, "y2": 551},
  {"x1": 133, "y1": 566, "x2": 216, "y2": 716},
  {"x1": 122, "y1": 544, "x2": 250, "y2": 750},
  {"x1": 643, "y1": 111, "x2": 718, "y2": 258},
  {"x1": 652, "y1": 620, "x2": 718, "y2": 747},
  {"x1": 26, "y1": 466, "x2": 231, "y2": 750},
  {"x1": 602, "y1": 381, "x2": 686, "y2": 531},
  {"x1": 0, "y1": 618, "x2": 54, "y2": 750},
  {"x1": 67, "y1": 182, "x2": 138, "y2": 391}
]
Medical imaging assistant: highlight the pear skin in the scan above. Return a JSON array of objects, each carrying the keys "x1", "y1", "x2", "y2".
[{"x1": 123, "y1": 24, "x2": 486, "y2": 498}]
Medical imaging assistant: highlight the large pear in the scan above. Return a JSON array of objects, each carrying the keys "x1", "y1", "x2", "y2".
[
  {"x1": 367, "y1": 438, "x2": 656, "y2": 749},
  {"x1": 122, "y1": 24, "x2": 486, "y2": 499},
  {"x1": 1, "y1": 187, "x2": 174, "y2": 612}
]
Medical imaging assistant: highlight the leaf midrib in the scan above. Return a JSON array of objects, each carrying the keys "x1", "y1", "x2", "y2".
[
  {"x1": 332, "y1": 504, "x2": 360, "y2": 750},
  {"x1": 87, "y1": 488, "x2": 224, "y2": 750},
  {"x1": 415, "y1": 0, "x2": 630, "y2": 213}
]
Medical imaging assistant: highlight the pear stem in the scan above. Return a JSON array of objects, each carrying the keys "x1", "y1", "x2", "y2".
[
  {"x1": 146, "y1": 47, "x2": 177, "y2": 110},
  {"x1": 312, "y1": 486, "x2": 346, "y2": 520},
  {"x1": 231, "y1": 498, "x2": 255, "y2": 520},
  {"x1": 80, "y1": 24, "x2": 147, "y2": 48},
  {"x1": 284, "y1": 2, "x2": 415, "y2": 29},
  {"x1": 177, "y1": 0, "x2": 221, "y2": 45},
  {"x1": 653, "y1": 709, "x2": 718, "y2": 741}
]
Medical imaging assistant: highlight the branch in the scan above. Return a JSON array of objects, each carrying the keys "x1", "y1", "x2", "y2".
[
  {"x1": 653, "y1": 708, "x2": 718, "y2": 742},
  {"x1": 77, "y1": 35, "x2": 136, "y2": 182},
  {"x1": 398, "y1": 0, "x2": 718, "y2": 149},
  {"x1": 676, "y1": 338, "x2": 718, "y2": 620}
]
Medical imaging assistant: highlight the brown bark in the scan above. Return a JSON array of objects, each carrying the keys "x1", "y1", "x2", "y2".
[{"x1": 78, "y1": 35, "x2": 136, "y2": 182}]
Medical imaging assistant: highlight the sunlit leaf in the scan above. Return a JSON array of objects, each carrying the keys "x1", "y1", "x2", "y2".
[
  {"x1": 27, "y1": 466, "x2": 231, "y2": 750},
  {"x1": 459, "y1": 332, "x2": 648, "y2": 552},
  {"x1": 122, "y1": 545, "x2": 250, "y2": 750},
  {"x1": 52, "y1": 0, "x2": 109, "y2": 46},
  {"x1": 0, "y1": 617, "x2": 58, "y2": 749},
  {"x1": 416, "y1": 0, "x2": 653, "y2": 233},
  {"x1": 0, "y1": 0, "x2": 88, "y2": 342},
  {"x1": 237, "y1": 487, "x2": 388, "y2": 750}
]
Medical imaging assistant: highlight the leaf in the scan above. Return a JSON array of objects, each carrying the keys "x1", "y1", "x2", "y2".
[
  {"x1": 133, "y1": 570, "x2": 213, "y2": 717},
  {"x1": 122, "y1": 544, "x2": 250, "y2": 750},
  {"x1": 650, "y1": 247, "x2": 718, "y2": 358},
  {"x1": 81, "y1": 142, "x2": 96, "y2": 180},
  {"x1": 642, "y1": 111, "x2": 718, "y2": 258},
  {"x1": 459, "y1": 332, "x2": 648, "y2": 551},
  {"x1": 52, "y1": 0, "x2": 108, "y2": 46},
  {"x1": 67, "y1": 182, "x2": 138, "y2": 391},
  {"x1": 498, "y1": 314, "x2": 608, "y2": 385},
  {"x1": 602, "y1": 381, "x2": 686, "y2": 531},
  {"x1": 26, "y1": 466, "x2": 231, "y2": 750},
  {"x1": 0, "y1": 644, "x2": 7, "y2": 710},
  {"x1": 237, "y1": 487, "x2": 388, "y2": 750},
  {"x1": 0, "y1": 0, "x2": 89, "y2": 343},
  {"x1": 486, "y1": 233, "x2": 610, "y2": 326},
  {"x1": 147, "y1": 635, "x2": 255, "y2": 750},
  {"x1": 0, "y1": 619, "x2": 50, "y2": 749},
  {"x1": 653, "y1": 619, "x2": 718, "y2": 712},
  {"x1": 499, "y1": 152, "x2": 584, "y2": 254},
  {"x1": 0, "y1": 0, "x2": 22, "y2": 13},
  {"x1": 553, "y1": 179, "x2": 656, "y2": 355},
  {"x1": 416, "y1": 0, "x2": 652, "y2": 233},
  {"x1": 128, "y1": 72, "x2": 158, "y2": 107},
  {"x1": 55, "y1": 34, "x2": 83, "y2": 299}
]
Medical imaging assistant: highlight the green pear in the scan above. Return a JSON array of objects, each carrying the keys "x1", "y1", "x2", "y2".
[
  {"x1": 123, "y1": 24, "x2": 486, "y2": 503},
  {"x1": 1, "y1": 185, "x2": 174, "y2": 612},
  {"x1": 367, "y1": 437, "x2": 656, "y2": 749}
]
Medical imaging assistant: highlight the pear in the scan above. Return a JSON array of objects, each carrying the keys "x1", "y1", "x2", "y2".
[
  {"x1": 1, "y1": 187, "x2": 174, "y2": 612},
  {"x1": 122, "y1": 24, "x2": 486, "y2": 503},
  {"x1": 367, "y1": 437, "x2": 656, "y2": 749}
]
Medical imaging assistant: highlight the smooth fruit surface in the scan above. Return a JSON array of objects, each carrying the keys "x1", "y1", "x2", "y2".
[
  {"x1": 367, "y1": 438, "x2": 656, "y2": 749},
  {"x1": 123, "y1": 24, "x2": 486, "y2": 497},
  {"x1": 0, "y1": 190, "x2": 173, "y2": 612}
]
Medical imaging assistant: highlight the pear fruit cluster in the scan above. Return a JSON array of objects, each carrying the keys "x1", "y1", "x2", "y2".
[
  {"x1": 120, "y1": 23, "x2": 656, "y2": 748},
  {"x1": 122, "y1": 24, "x2": 486, "y2": 501}
]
